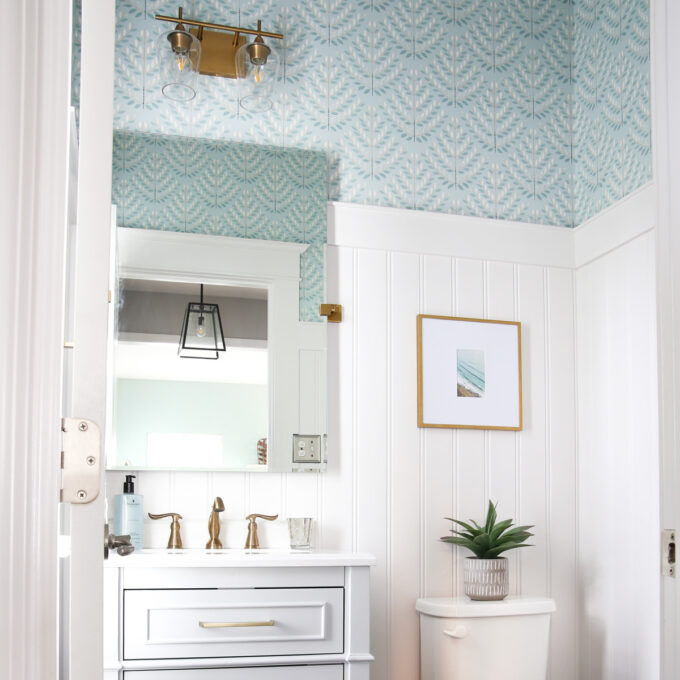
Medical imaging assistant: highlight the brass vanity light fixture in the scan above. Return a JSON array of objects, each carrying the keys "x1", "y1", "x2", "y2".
[
  {"x1": 178, "y1": 284, "x2": 226, "y2": 360},
  {"x1": 155, "y1": 6, "x2": 284, "y2": 110}
]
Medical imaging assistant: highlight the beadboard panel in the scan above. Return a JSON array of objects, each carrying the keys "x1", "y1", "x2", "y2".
[
  {"x1": 106, "y1": 238, "x2": 578, "y2": 680},
  {"x1": 106, "y1": 245, "x2": 577, "y2": 680},
  {"x1": 575, "y1": 229, "x2": 659, "y2": 680},
  {"x1": 325, "y1": 245, "x2": 578, "y2": 680}
]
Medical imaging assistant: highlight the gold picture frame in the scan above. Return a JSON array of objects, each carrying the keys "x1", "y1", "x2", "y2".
[{"x1": 417, "y1": 314, "x2": 523, "y2": 430}]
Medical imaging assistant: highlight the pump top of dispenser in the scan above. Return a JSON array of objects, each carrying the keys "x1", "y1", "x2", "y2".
[{"x1": 123, "y1": 475, "x2": 136, "y2": 493}]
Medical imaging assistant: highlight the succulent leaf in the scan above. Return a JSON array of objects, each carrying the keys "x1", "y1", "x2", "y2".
[
  {"x1": 489, "y1": 518, "x2": 514, "y2": 541},
  {"x1": 441, "y1": 501, "x2": 534, "y2": 559},
  {"x1": 444, "y1": 518, "x2": 481, "y2": 535},
  {"x1": 485, "y1": 501, "x2": 497, "y2": 533}
]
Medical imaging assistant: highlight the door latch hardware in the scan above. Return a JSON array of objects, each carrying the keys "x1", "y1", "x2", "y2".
[
  {"x1": 104, "y1": 524, "x2": 134, "y2": 558},
  {"x1": 60, "y1": 417, "x2": 101, "y2": 504},
  {"x1": 662, "y1": 529, "x2": 676, "y2": 577}
]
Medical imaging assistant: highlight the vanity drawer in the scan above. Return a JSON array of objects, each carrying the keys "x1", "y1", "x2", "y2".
[
  {"x1": 123, "y1": 588, "x2": 344, "y2": 660},
  {"x1": 123, "y1": 665, "x2": 343, "y2": 679}
]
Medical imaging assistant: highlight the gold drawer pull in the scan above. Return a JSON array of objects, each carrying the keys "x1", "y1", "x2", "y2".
[{"x1": 199, "y1": 620, "x2": 275, "y2": 629}]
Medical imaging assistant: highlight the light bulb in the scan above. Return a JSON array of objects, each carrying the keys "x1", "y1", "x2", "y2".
[
  {"x1": 175, "y1": 53, "x2": 189, "y2": 72},
  {"x1": 196, "y1": 315, "x2": 206, "y2": 338},
  {"x1": 254, "y1": 65, "x2": 264, "y2": 84}
]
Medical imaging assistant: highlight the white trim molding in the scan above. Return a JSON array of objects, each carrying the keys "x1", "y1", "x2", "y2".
[
  {"x1": 118, "y1": 227, "x2": 308, "y2": 283},
  {"x1": 329, "y1": 185, "x2": 656, "y2": 272},
  {"x1": 652, "y1": 1, "x2": 680, "y2": 679},
  {"x1": 573, "y1": 183, "x2": 656, "y2": 268},
  {"x1": 328, "y1": 202, "x2": 575, "y2": 268},
  {"x1": 0, "y1": 1, "x2": 72, "y2": 679}
]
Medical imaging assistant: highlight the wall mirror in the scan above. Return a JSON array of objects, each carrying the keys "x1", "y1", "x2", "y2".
[{"x1": 107, "y1": 227, "x2": 327, "y2": 473}]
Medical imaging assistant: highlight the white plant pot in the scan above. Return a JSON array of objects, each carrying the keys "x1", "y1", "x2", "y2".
[{"x1": 464, "y1": 556, "x2": 509, "y2": 601}]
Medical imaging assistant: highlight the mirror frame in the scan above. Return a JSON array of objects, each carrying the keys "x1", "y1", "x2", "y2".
[{"x1": 110, "y1": 227, "x2": 326, "y2": 473}]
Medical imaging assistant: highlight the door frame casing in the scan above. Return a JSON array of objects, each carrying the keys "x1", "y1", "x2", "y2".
[
  {"x1": 653, "y1": 1, "x2": 680, "y2": 679},
  {"x1": 0, "y1": 0, "x2": 72, "y2": 678},
  {"x1": 65, "y1": 1, "x2": 116, "y2": 678}
]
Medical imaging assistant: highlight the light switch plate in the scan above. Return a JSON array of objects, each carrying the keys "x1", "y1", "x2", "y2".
[{"x1": 292, "y1": 434, "x2": 322, "y2": 463}]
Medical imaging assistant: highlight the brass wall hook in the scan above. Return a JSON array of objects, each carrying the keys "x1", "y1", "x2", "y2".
[{"x1": 319, "y1": 303, "x2": 342, "y2": 323}]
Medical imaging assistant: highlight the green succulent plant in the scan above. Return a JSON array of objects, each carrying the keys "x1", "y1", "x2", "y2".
[{"x1": 441, "y1": 500, "x2": 534, "y2": 559}]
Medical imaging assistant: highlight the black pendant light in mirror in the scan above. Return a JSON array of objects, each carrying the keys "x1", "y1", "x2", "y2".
[{"x1": 178, "y1": 284, "x2": 226, "y2": 359}]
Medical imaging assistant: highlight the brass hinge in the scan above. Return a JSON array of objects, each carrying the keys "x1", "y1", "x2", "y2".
[
  {"x1": 319, "y1": 303, "x2": 342, "y2": 323},
  {"x1": 60, "y1": 417, "x2": 101, "y2": 504}
]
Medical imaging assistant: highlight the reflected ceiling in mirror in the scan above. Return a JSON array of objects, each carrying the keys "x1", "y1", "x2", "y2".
[{"x1": 114, "y1": 278, "x2": 270, "y2": 470}]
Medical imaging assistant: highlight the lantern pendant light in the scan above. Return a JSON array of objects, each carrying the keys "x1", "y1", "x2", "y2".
[{"x1": 178, "y1": 284, "x2": 226, "y2": 360}]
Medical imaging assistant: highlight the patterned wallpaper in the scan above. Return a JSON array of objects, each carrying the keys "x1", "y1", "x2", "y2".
[
  {"x1": 72, "y1": 1, "x2": 651, "y2": 231},
  {"x1": 112, "y1": 0, "x2": 577, "y2": 225},
  {"x1": 573, "y1": 0, "x2": 651, "y2": 224},
  {"x1": 112, "y1": 131, "x2": 326, "y2": 322}
]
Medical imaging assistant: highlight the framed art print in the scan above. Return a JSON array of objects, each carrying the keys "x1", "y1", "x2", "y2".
[{"x1": 417, "y1": 315, "x2": 522, "y2": 430}]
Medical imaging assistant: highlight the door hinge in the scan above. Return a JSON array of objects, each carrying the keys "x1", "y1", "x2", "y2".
[
  {"x1": 662, "y1": 529, "x2": 676, "y2": 577},
  {"x1": 60, "y1": 417, "x2": 101, "y2": 504}
]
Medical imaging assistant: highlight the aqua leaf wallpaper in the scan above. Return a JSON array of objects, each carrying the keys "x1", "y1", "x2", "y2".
[
  {"x1": 72, "y1": 1, "x2": 651, "y2": 234},
  {"x1": 573, "y1": 0, "x2": 651, "y2": 224},
  {"x1": 112, "y1": 131, "x2": 326, "y2": 322}
]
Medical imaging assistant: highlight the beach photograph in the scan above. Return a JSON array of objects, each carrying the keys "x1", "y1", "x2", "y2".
[{"x1": 457, "y1": 349, "x2": 485, "y2": 398}]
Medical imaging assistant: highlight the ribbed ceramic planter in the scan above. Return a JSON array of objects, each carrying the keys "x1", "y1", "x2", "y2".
[{"x1": 464, "y1": 557, "x2": 509, "y2": 601}]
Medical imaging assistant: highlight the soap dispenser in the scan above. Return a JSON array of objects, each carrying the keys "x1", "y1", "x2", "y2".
[{"x1": 113, "y1": 475, "x2": 143, "y2": 551}]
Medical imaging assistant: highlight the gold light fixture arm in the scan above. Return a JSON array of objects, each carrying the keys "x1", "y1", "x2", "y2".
[{"x1": 155, "y1": 10, "x2": 284, "y2": 41}]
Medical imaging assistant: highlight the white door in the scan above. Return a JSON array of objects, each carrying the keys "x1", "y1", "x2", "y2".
[
  {"x1": 59, "y1": 1, "x2": 116, "y2": 678},
  {"x1": 653, "y1": 2, "x2": 680, "y2": 679}
]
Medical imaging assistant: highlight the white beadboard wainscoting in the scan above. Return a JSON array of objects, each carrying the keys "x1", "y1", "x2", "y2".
[
  {"x1": 325, "y1": 204, "x2": 578, "y2": 680},
  {"x1": 574, "y1": 191, "x2": 659, "y2": 680},
  {"x1": 106, "y1": 183, "x2": 658, "y2": 680}
]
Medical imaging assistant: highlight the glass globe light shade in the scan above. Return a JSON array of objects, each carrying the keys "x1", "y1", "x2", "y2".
[
  {"x1": 157, "y1": 24, "x2": 202, "y2": 102},
  {"x1": 235, "y1": 37, "x2": 280, "y2": 112}
]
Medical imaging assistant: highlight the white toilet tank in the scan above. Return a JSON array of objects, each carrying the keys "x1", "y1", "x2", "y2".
[{"x1": 416, "y1": 596, "x2": 556, "y2": 680}]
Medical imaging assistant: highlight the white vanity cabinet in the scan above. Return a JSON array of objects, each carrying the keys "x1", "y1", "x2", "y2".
[{"x1": 104, "y1": 551, "x2": 375, "y2": 679}]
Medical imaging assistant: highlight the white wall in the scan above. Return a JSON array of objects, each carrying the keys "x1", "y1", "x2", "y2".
[
  {"x1": 575, "y1": 191, "x2": 659, "y2": 680},
  {"x1": 324, "y1": 204, "x2": 579, "y2": 680},
  {"x1": 107, "y1": 204, "x2": 579, "y2": 680},
  {"x1": 107, "y1": 187, "x2": 659, "y2": 680}
]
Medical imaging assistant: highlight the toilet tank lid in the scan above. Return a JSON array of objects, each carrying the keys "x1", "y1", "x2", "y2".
[{"x1": 416, "y1": 596, "x2": 556, "y2": 618}]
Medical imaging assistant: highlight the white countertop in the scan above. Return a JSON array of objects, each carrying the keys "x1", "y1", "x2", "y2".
[{"x1": 105, "y1": 548, "x2": 376, "y2": 569}]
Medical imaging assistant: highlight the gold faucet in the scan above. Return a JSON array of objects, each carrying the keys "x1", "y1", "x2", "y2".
[
  {"x1": 244, "y1": 513, "x2": 278, "y2": 549},
  {"x1": 149, "y1": 512, "x2": 183, "y2": 549},
  {"x1": 206, "y1": 496, "x2": 225, "y2": 549}
]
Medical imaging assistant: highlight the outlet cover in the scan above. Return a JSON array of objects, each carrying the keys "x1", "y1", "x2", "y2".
[{"x1": 292, "y1": 434, "x2": 322, "y2": 463}]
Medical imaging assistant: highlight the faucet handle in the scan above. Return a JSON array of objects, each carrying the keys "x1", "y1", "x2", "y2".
[
  {"x1": 244, "y1": 513, "x2": 278, "y2": 549},
  {"x1": 149, "y1": 512, "x2": 183, "y2": 549}
]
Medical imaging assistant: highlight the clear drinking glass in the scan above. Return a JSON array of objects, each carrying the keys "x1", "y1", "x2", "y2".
[{"x1": 287, "y1": 517, "x2": 312, "y2": 550}]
